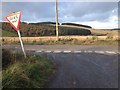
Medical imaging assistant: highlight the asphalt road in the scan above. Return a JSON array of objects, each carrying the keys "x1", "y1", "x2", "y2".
[
  {"x1": 3, "y1": 45, "x2": 119, "y2": 52},
  {"x1": 2, "y1": 45, "x2": 118, "y2": 88}
]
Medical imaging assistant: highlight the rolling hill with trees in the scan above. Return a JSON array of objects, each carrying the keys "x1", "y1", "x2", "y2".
[
  {"x1": 2, "y1": 22, "x2": 91, "y2": 37},
  {"x1": 2, "y1": 21, "x2": 118, "y2": 37}
]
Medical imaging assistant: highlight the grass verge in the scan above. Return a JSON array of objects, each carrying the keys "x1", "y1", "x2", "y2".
[
  {"x1": 3, "y1": 38, "x2": 119, "y2": 45},
  {"x1": 2, "y1": 49, "x2": 55, "y2": 88}
]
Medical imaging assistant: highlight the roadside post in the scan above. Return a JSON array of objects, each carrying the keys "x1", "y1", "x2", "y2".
[
  {"x1": 5, "y1": 12, "x2": 26, "y2": 58},
  {"x1": 55, "y1": 0, "x2": 59, "y2": 40}
]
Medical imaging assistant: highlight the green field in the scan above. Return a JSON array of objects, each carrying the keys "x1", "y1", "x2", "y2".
[{"x1": 2, "y1": 30, "x2": 17, "y2": 37}]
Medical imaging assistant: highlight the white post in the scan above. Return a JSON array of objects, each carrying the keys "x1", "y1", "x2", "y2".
[
  {"x1": 55, "y1": 0, "x2": 59, "y2": 40},
  {"x1": 17, "y1": 30, "x2": 26, "y2": 58}
]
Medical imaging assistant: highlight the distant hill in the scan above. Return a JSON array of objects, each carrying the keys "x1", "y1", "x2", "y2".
[
  {"x1": 61, "y1": 23, "x2": 92, "y2": 28},
  {"x1": 112, "y1": 28, "x2": 120, "y2": 30},
  {"x1": 2, "y1": 22, "x2": 91, "y2": 36},
  {"x1": 2, "y1": 21, "x2": 118, "y2": 37},
  {"x1": 60, "y1": 23, "x2": 118, "y2": 36},
  {"x1": 29, "y1": 22, "x2": 60, "y2": 25}
]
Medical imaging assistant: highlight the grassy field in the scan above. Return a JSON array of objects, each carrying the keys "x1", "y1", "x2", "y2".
[
  {"x1": 2, "y1": 37, "x2": 119, "y2": 45},
  {"x1": 23, "y1": 39, "x2": 118, "y2": 45},
  {"x1": 2, "y1": 36, "x2": 119, "y2": 45},
  {"x1": 2, "y1": 30, "x2": 17, "y2": 37},
  {"x1": 2, "y1": 49, "x2": 55, "y2": 88}
]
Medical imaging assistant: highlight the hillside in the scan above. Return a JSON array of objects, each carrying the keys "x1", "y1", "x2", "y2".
[
  {"x1": 61, "y1": 23, "x2": 92, "y2": 28},
  {"x1": 60, "y1": 24, "x2": 118, "y2": 36},
  {"x1": 1, "y1": 22, "x2": 119, "y2": 37},
  {"x1": 2, "y1": 30, "x2": 17, "y2": 37},
  {"x1": 33, "y1": 22, "x2": 118, "y2": 36},
  {"x1": 2, "y1": 22, "x2": 91, "y2": 37},
  {"x1": 29, "y1": 22, "x2": 60, "y2": 25}
]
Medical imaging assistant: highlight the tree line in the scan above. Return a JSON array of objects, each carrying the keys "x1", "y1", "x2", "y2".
[{"x1": 2, "y1": 22, "x2": 91, "y2": 36}]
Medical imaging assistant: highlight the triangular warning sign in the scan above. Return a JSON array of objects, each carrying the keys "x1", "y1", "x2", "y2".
[{"x1": 5, "y1": 12, "x2": 22, "y2": 31}]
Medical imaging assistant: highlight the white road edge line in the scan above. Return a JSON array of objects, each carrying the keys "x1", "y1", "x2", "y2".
[
  {"x1": 44, "y1": 51, "x2": 52, "y2": 53},
  {"x1": 63, "y1": 51, "x2": 71, "y2": 53},
  {"x1": 105, "y1": 51, "x2": 116, "y2": 54},
  {"x1": 36, "y1": 50, "x2": 118, "y2": 54},
  {"x1": 73, "y1": 51, "x2": 82, "y2": 53},
  {"x1": 36, "y1": 50, "x2": 42, "y2": 53},
  {"x1": 86, "y1": 51, "x2": 93, "y2": 53},
  {"x1": 84, "y1": 51, "x2": 89, "y2": 53},
  {"x1": 53, "y1": 51, "x2": 62, "y2": 53},
  {"x1": 94, "y1": 51, "x2": 105, "y2": 54}
]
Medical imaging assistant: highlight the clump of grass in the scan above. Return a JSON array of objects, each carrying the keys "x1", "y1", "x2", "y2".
[
  {"x1": 92, "y1": 36, "x2": 98, "y2": 41},
  {"x1": 2, "y1": 49, "x2": 55, "y2": 88},
  {"x1": 106, "y1": 35, "x2": 113, "y2": 40}
]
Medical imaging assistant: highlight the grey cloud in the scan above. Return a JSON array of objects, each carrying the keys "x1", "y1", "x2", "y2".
[
  {"x1": 61, "y1": 2, "x2": 117, "y2": 16},
  {"x1": 58, "y1": 2, "x2": 117, "y2": 22},
  {"x1": 2, "y1": 2, "x2": 118, "y2": 23},
  {"x1": 2, "y1": 2, "x2": 55, "y2": 21}
]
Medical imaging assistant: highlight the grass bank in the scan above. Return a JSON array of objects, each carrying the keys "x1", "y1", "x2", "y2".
[{"x1": 2, "y1": 49, "x2": 55, "y2": 88}]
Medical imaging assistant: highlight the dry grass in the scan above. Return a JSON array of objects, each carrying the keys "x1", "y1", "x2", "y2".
[
  {"x1": 2, "y1": 36, "x2": 119, "y2": 43},
  {"x1": 2, "y1": 36, "x2": 119, "y2": 45}
]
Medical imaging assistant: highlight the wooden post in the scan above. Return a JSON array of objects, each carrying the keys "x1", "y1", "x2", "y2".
[{"x1": 55, "y1": 0, "x2": 59, "y2": 40}]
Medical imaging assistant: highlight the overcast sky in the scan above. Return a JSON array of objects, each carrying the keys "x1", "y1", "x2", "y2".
[{"x1": 2, "y1": 2, "x2": 118, "y2": 29}]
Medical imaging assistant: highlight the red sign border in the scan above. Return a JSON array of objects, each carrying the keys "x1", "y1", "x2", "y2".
[{"x1": 5, "y1": 12, "x2": 22, "y2": 31}]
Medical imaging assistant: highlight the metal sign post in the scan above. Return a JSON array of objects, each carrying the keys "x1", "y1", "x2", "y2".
[{"x1": 17, "y1": 30, "x2": 26, "y2": 58}]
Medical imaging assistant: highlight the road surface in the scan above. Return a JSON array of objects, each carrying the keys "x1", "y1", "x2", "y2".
[{"x1": 2, "y1": 45, "x2": 118, "y2": 88}]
